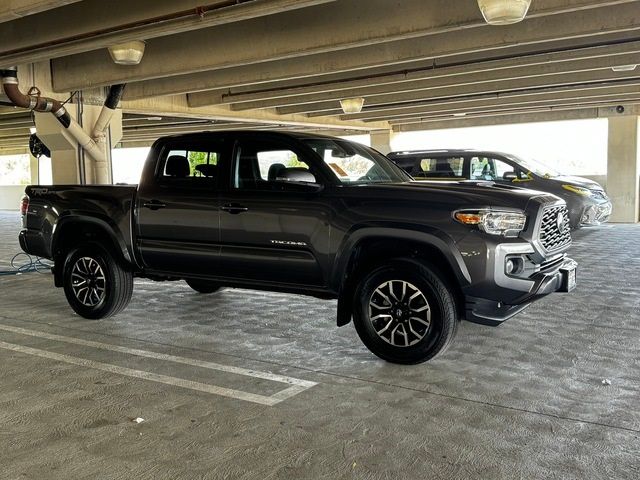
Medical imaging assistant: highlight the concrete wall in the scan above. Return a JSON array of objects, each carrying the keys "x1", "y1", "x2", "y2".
[
  {"x1": 581, "y1": 175, "x2": 640, "y2": 198},
  {"x1": 583, "y1": 175, "x2": 607, "y2": 190},
  {"x1": 0, "y1": 185, "x2": 26, "y2": 211}
]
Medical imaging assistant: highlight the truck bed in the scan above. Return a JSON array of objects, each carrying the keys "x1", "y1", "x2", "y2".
[{"x1": 20, "y1": 184, "x2": 137, "y2": 261}]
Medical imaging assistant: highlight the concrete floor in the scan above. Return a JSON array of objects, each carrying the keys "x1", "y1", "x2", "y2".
[{"x1": 0, "y1": 210, "x2": 638, "y2": 479}]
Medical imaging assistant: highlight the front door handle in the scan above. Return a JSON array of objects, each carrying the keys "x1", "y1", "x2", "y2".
[
  {"x1": 221, "y1": 203, "x2": 249, "y2": 214},
  {"x1": 142, "y1": 200, "x2": 167, "y2": 210}
]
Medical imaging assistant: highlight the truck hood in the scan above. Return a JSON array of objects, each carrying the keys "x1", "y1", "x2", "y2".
[
  {"x1": 551, "y1": 175, "x2": 604, "y2": 191},
  {"x1": 352, "y1": 180, "x2": 556, "y2": 211}
]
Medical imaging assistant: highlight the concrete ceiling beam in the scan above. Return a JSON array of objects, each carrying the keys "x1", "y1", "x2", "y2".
[
  {"x1": 348, "y1": 88, "x2": 640, "y2": 122},
  {"x1": 389, "y1": 99, "x2": 640, "y2": 124},
  {"x1": 0, "y1": 0, "x2": 81, "y2": 23},
  {"x1": 124, "y1": 29, "x2": 640, "y2": 100},
  {"x1": 49, "y1": 0, "x2": 640, "y2": 91},
  {"x1": 126, "y1": 62, "x2": 412, "y2": 100},
  {"x1": 120, "y1": 95, "x2": 389, "y2": 132},
  {"x1": 391, "y1": 103, "x2": 640, "y2": 131},
  {"x1": 0, "y1": 0, "x2": 338, "y2": 68},
  {"x1": 206, "y1": 42, "x2": 640, "y2": 110},
  {"x1": 0, "y1": 116, "x2": 33, "y2": 127},
  {"x1": 282, "y1": 68, "x2": 640, "y2": 116},
  {"x1": 392, "y1": 109, "x2": 601, "y2": 131}
]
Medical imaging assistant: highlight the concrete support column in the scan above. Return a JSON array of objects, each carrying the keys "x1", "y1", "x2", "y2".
[
  {"x1": 29, "y1": 154, "x2": 39, "y2": 184},
  {"x1": 607, "y1": 116, "x2": 639, "y2": 223},
  {"x1": 370, "y1": 129, "x2": 396, "y2": 155}
]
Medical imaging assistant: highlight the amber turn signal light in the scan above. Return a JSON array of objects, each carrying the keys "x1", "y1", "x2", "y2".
[{"x1": 454, "y1": 212, "x2": 482, "y2": 225}]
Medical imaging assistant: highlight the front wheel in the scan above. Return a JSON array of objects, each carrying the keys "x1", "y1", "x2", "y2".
[
  {"x1": 62, "y1": 244, "x2": 133, "y2": 319},
  {"x1": 353, "y1": 259, "x2": 459, "y2": 364}
]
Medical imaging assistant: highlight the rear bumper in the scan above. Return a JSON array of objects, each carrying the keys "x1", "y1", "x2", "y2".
[
  {"x1": 18, "y1": 229, "x2": 50, "y2": 259},
  {"x1": 465, "y1": 257, "x2": 577, "y2": 326}
]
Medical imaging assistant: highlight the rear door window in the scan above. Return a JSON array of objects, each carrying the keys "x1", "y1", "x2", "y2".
[
  {"x1": 232, "y1": 139, "x2": 317, "y2": 190},
  {"x1": 414, "y1": 157, "x2": 465, "y2": 179},
  {"x1": 159, "y1": 143, "x2": 224, "y2": 187}
]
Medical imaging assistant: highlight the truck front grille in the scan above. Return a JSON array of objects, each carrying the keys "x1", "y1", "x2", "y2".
[{"x1": 539, "y1": 205, "x2": 572, "y2": 252}]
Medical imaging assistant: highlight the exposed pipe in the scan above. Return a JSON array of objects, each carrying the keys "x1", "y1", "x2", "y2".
[
  {"x1": 92, "y1": 84, "x2": 125, "y2": 143},
  {"x1": 0, "y1": 66, "x2": 107, "y2": 163}
]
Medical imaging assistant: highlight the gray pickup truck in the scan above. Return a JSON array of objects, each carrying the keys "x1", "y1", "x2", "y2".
[{"x1": 19, "y1": 131, "x2": 577, "y2": 364}]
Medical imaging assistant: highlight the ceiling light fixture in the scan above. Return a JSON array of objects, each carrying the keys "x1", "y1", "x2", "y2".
[
  {"x1": 29, "y1": 126, "x2": 37, "y2": 134},
  {"x1": 108, "y1": 40, "x2": 146, "y2": 65},
  {"x1": 340, "y1": 97, "x2": 365, "y2": 114},
  {"x1": 611, "y1": 65, "x2": 638, "y2": 72},
  {"x1": 477, "y1": 0, "x2": 532, "y2": 25}
]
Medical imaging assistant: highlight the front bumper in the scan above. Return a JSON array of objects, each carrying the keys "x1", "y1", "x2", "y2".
[{"x1": 465, "y1": 256, "x2": 577, "y2": 326}]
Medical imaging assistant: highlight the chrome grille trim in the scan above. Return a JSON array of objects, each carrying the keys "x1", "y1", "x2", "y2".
[{"x1": 538, "y1": 205, "x2": 572, "y2": 252}]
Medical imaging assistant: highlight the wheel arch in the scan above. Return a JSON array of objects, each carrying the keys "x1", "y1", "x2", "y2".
[
  {"x1": 51, "y1": 216, "x2": 133, "y2": 287},
  {"x1": 334, "y1": 226, "x2": 470, "y2": 327}
]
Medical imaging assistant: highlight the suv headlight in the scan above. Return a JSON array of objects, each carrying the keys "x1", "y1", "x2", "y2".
[
  {"x1": 562, "y1": 184, "x2": 592, "y2": 196},
  {"x1": 454, "y1": 209, "x2": 527, "y2": 237}
]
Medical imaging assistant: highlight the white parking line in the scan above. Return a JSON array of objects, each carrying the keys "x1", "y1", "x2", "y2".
[{"x1": 0, "y1": 323, "x2": 317, "y2": 405}]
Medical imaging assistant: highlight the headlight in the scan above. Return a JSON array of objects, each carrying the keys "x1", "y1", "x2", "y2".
[
  {"x1": 454, "y1": 209, "x2": 527, "y2": 237},
  {"x1": 562, "y1": 184, "x2": 592, "y2": 196}
]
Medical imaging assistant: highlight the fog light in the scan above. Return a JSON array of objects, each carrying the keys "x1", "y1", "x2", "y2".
[
  {"x1": 506, "y1": 259, "x2": 516, "y2": 275},
  {"x1": 505, "y1": 256, "x2": 524, "y2": 275}
]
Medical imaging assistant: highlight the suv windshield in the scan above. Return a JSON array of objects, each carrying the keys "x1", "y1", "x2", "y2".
[
  {"x1": 512, "y1": 155, "x2": 562, "y2": 178},
  {"x1": 303, "y1": 138, "x2": 410, "y2": 184}
]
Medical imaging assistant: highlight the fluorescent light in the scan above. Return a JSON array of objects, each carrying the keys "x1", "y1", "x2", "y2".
[
  {"x1": 453, "y1": 112, "x2": 467, "y2": 117},
  {"x1": 611, "y1": 65, "x2": 637, "y2": 72},
  {"x1": 108, "y1": 40, "x2": 146, "y2": 65},
  {"x1": 340, "y1": 97, "x2": 365, "y2": 114},
  {"x1": 477, "y1": 0, "x2": 532, "y2": 25}
]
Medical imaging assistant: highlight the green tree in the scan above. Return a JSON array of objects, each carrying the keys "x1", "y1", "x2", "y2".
[
  {"x1": 187, "y1": 151, "x2": 207, "y2": 174},
  {"x1": 285, "y1": 152, "x2": 305, "y2": 168}
]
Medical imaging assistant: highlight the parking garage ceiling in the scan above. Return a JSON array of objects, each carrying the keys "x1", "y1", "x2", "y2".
[{"x1": 1, "y1": 0, "x2": 640, "y2": 150}]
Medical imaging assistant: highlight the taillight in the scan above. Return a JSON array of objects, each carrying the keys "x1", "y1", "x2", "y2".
[{"x1": 20, "y1": 195, "x2": 29, "y2": 216}]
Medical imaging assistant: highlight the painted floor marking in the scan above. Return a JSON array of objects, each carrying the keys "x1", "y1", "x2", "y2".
[{"x1": 0, "y1": 323, "x2": 317, "y2": 405}]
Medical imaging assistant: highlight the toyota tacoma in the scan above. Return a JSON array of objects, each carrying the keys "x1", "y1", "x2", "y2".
[{"x1": 19, "y1": 131, "x2": 577, "y2": 364}]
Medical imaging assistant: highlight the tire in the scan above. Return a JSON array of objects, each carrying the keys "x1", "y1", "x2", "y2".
[
  {"x1": 353, "y1": 258, "x2": 459, "y2": 364},
  {"x1": 185, "y1": 280, "x2": 222, "y2": 294},
  {"x1": 62, "y1": 243, "x2": 133, "y2": 319}
]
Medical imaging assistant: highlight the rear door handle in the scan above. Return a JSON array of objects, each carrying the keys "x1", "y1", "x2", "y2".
[
  {"x1": 142, "y1": 200, "x2": 167, "y2": 210},
  {"x1": 221, "y1": 203, "x2": 249, "y2": 214}
]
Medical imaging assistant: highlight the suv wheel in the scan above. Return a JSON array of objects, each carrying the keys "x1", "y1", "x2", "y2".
[
  {"x1": 353, "y1": 259, "x2": 458, "y2": 364},
  {"x1": 62, "y1": 244, "x2": 133, "y2": 319},
  {"x1": 185, "y1": 280, "x2": 222, "y2": 294}
]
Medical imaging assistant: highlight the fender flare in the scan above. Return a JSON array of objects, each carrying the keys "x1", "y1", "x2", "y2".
[
  {"x1": 51, "y1": 214, "x2": 134, "y2": 285},
  {"x1": 333, "y1": 225, "x2": 471, "y2": 327}
]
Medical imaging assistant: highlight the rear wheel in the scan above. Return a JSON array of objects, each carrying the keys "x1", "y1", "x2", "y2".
[
  {"x1": 353, "y1": 259, "x2": 458, "y2": 364},
  {"x1": 62, "y1": 244, "x2": 133, "y2": 319},
  {"x1": 185, "y1": 280, "x2": 222, "y2": 294}
]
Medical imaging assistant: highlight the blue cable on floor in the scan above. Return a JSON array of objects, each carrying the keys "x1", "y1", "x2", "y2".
[{"x1": 0, "y1": 253, "x2": 53, "y2": 276}]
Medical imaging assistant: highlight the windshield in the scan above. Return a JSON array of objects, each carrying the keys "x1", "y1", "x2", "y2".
[
  {"x1": 302, "y1": 138, "x2": 411, "y2": 184},
  {"x1": 512, "y1": 155, "x2": 562, "y2": 178}
]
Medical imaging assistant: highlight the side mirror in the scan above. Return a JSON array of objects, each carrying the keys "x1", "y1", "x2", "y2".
[
  {"x1": 503, "y1": 172, "x2": 518, "y2": 181},
  {"x1": 276, "y1": 181, "x2": 324, "y2": 193}
]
